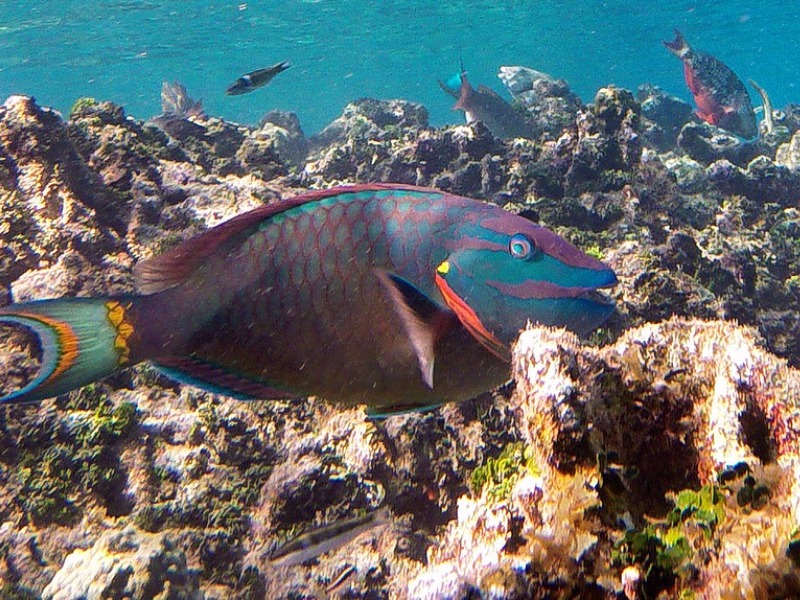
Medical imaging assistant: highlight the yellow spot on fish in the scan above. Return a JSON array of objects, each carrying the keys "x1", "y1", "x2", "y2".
[
  {"x1": 436, "y1": 261, "x2": 450, "y2": 275},
  {"x1": 105, "y1": 301, "x2": 134, "y2": 365}
]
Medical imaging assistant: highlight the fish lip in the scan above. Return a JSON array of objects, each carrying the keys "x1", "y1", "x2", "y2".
[{"x1": 576, "y1": 288, "x2": 615, "y2": 306}]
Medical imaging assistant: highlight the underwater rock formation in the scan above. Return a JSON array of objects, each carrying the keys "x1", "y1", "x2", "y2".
[
  {"x1": 637, "y1": 84, "x2": 695, "y2": 151},
  {"x1": 497, "y1": 65, "x2": 583, "y2": 140},
  {"x1": 3, "y1": 89, "x2": 800, "y2": 598}
]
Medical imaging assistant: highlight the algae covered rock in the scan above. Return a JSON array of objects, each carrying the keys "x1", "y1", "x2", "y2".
[
  {"x1": 637, "y1": 83, "x2": 694, "y2": 151},
  {"x1": 5, "y1": 87, "x2": 800, "y2": 599},
  {"x1": 497, "y1": 65, "x2": 583, "y2": 140},
  {"x1": 41, "y1": 528, "x2": 201, "y2": 600}
]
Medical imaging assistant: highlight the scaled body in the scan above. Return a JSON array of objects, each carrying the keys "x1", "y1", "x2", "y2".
[
  {"x1": 664, "y1": 30, "x2": 757, "y2": 139},
  {"x1": 0, "y1": 184, "x2": 616, "y2": 412}
]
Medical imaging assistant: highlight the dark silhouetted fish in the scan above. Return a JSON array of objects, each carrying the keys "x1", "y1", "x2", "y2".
[
  {"x1": 663, "y1": 30, "x2": 757, "y2": 139},
  {"x1": 439, "y1": 69, "x2": 534, "y2": 140},
  {"x1": 0, "y1": 184, "x2": 616, "y2": 414},
  {"x1": 226, "y1": 61, "x2": 290, "y2": 96}
]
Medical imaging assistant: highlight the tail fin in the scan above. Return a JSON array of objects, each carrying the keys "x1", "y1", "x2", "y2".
[
  {"x1": 663, "y1": 29, "x2": 690, "y2": 58},
  {"x1": 0, "y1": 298, "x2": 136, "y2": 404}
]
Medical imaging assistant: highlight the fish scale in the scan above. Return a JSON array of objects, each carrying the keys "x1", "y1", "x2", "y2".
[
  {"x1": 0, "y1": 184, "x2": 616, "y2": 411},
  {"x1": 664, "y1": 30, "x2": 757, "y2": 139}
]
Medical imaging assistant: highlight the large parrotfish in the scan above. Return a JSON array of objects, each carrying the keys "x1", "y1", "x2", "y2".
[
  {"x1": 664, "y1": 29, "x2": 757, "y2": 139},
  {"x1": 0, "y1": 184, "x2": 616, "y2": 414}
]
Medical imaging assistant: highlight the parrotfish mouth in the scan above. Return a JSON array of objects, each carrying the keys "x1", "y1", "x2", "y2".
[{"x1": 435, "y1": 271, "x2": 616, "y2": 360}]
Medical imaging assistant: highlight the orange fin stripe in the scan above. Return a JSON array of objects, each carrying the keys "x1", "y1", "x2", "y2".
[
  {"x1": 434, "y1": 273, "x2": 509, "y2": 361},
  {"x1": 12, "y1": 311, "x2": 79, "y2": 384}
]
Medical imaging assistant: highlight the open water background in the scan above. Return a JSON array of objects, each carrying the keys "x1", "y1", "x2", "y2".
[{"x1": 0, "y1": 1, "x2": 795, "y2": 134}]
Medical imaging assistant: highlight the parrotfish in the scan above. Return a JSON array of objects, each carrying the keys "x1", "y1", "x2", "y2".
[
  {"x1": 226, "y1": 61, "x2": 290, "y2": 96},
  {"x1": 439, "y1": 69, "x2": 535, "y2": 140},
  {"x1": 269, "y1": 506, "x2": 391, "y2": 567},
  {"x1": 0, "y1": 184, "x2": 616, "y2": 414},
  {"x1": 663, "y1": 29, "x2": 757, "y2": 139}
]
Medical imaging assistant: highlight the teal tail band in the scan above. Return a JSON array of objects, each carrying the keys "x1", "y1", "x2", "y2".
[{"x1": 0, "y1": 298, "x2": 133, "y2": 404}]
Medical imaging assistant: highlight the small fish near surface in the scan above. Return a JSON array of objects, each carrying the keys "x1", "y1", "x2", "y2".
[
  {"x1": 226, "y1": 61, "x2": 290, "y2": 96},
  {"x1": 0, "y1": 184, "x2": 616, "y2": 414},
  {"x1": 268, "y1": 506, "x2": 392, "y2": 567},
  {"x1": 439, "y1": 68, "x2": 535, "y2": 140},
  {"x1": 663, "y1": 29, "x2": 757, "y2": 139}
]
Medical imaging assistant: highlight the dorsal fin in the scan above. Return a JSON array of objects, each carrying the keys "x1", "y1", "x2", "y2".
[
  {"x1": 477, "y1": 84, "x2": 502, "y2": 99},
  {"x1": 135, "y1": 184, "x2": 442, "y2": 295}
]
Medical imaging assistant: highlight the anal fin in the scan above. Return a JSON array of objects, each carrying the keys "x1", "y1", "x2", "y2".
[{"x1": 155, "y1": 356, "x2": 294, "y2": 400}]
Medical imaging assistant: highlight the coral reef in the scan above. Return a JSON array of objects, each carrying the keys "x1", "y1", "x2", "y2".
[{"x1": 2, "y1": 79, "x2": 800, "y2": 598}]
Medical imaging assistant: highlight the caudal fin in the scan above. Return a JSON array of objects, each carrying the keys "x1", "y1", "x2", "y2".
[
  {"x1": 0, "y1": 298, "x2": 136, "y2": 404},
  {"x1": 663, "y1": 29, "x2": 690, "y2": 58}
]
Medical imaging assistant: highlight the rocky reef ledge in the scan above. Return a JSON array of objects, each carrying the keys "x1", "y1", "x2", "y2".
[{"x1": 2, "y1": 91, "x2": 800, "y2": 598}]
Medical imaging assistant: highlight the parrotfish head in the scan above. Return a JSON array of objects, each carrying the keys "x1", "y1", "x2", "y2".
[{"x1": 434, "y1": 208, "x2": 617, "y2": 358}]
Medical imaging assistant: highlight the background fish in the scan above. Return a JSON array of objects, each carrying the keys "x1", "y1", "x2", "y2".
[
  {"x1": 269, "y1": 506, "x2": 391, "y2": 567},
  {"x1": 159, "y1": 80, "x2": 205, "y2": 119},
  {"x1": 226, "y1": 61, "x2": 290, "y2": 96},
  {"x1": 0, "y1": 184, "x2": 615, "y2": 412},
  {"x1": 439, "y1": 70, "x2": 535, "y2": 140},
  {"x1": 663, "y1": 29, "x2": 757, "y2": 139}
]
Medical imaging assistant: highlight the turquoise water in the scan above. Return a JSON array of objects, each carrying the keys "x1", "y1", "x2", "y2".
[{"x1": 0, "y1": 1, "x2": 795, "y2": 134}]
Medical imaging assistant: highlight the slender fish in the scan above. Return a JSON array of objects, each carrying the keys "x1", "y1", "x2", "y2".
[
  {"x1": 325, "y1": 565, "x2": 357, "y2": 594},
  {"x1": 269, "y1": 506, "x2": 392, "y2": 567},
  {"x1": 226, "y1": 61, "x2": 290, "y2": 96}
]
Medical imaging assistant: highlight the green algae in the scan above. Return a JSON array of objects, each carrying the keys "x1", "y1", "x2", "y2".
[
  {"x1": 612, "y1": 484, "x2": 726, "y2": 594},
  {"x1": 12, "y1": 392, "x2": 139, "y2": 525},
  {"x1": 68, "y1": 97, "x2": 97, "y2": 119},
  {"x1": 470, "y1": 441, "x2": 538, "y2": 501}
]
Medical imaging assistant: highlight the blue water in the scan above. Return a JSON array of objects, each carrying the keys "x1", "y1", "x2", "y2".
[{"x1": 0, "y1": 1, "x2": 795, "y2": 134}]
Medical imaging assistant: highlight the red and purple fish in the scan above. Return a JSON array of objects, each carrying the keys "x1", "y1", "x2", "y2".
[
  {"x1": 664, "y1": 29, "x2": 757, "y2": 139},
  {"x1": 0, "y1": 184, "x2": 616, "y2": 415}
]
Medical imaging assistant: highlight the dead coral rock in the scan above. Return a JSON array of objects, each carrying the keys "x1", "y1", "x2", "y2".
[
  {"x1": 41, "y1": 527, "x2": 201, "y2": 600},
  {"x1": 497, "y1": 65, "x2": 583, "y2": 141},
  {"x1": 10, "y1": 250, "x2": 131, "y2": 302},
  {"x1": 775, "y1": 129, "x2": 800, "y2": 170},
  {"x1": 151, "y1": 113, "x2": 250, "y2": 176},
  {"x1": 707, "y1": 154, "x2": 800, "y2": 205},
  {"x1": 256, "y1": 110, "x2": 308, "y2": 168},
  {"x1": 0, "y1": 96, "x2": 128, "y2": 233},
  {"x1": 302, "y1": 98, "x2": 430, "y2": 186},
  {"x1": 637, "y1": 84, "x2": 694, "y2": 151},
  {"x1": 468, "y1": 320, "x2": 800, "y2": 598},
  {"x1": 678, "y1": 120, "x2": 760, "y2": 166}
]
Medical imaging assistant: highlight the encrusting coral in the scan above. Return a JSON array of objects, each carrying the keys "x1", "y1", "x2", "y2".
[{"x1": 4, "y1": 83, "x2": 800, "y2": 597}]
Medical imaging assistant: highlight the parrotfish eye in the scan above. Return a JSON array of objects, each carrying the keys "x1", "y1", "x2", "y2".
[{"x1": 508, "y1": 233, "x2": 534, "y2": 260}]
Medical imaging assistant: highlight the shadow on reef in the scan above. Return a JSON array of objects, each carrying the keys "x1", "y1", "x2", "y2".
[{"x1": 2, "y1": 84, "x2": 800, "y2": 597}]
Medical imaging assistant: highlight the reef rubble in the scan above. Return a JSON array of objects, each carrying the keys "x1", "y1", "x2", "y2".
[{"x1": 1, "y1": 81, "x2": 800, "y2": 598}]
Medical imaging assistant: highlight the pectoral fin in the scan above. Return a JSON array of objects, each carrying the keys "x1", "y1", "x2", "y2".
[{"x1": 373, "y1": 270, "x2": 456, "y2": 388}]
